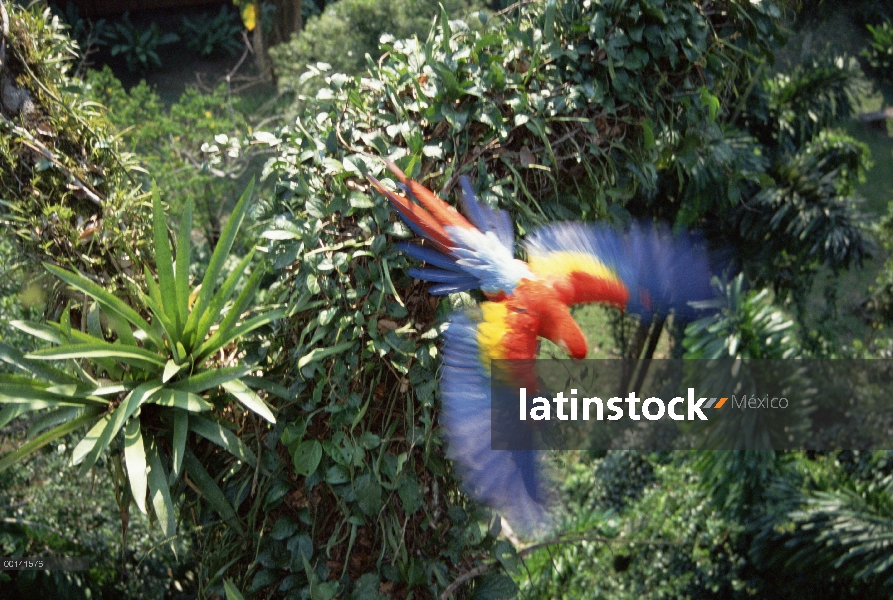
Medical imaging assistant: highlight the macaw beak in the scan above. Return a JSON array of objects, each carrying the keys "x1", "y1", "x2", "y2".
[{"x1": 539, "y1": 305, "x2": 588, "y2": 359}]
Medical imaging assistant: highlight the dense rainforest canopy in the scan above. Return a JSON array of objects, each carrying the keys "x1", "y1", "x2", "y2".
[{"x1": 2, "y1": 0, "x2": 893, "y2": 598}]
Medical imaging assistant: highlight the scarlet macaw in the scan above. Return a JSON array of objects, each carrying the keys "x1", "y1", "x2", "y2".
[{"x1": 368, "y1": 161, "x2": 713, "y2": 534}]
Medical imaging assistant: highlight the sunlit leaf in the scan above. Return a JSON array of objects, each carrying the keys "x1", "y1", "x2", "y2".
[{"x1": 124, "y1": 417, "x2": 148, "y2": 513}]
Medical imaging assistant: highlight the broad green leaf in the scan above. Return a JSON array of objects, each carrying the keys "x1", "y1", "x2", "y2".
[
  {"x1": 124, "y1": 417, "x2": 148, "y2": 513},
  {"x1": 184, "y1": 178, "x2": 255, "y2": 340},
  {"x1": 169, "y1": 366, "x2": 248, "y2": 394},
  {"x1": 138, "y1": 282, "x2": 181, "y2": 355},
  {"x1": 152, "y1": 187, "x2": 181, "y2": 330},
  {"x1": 105, "y1": 309, "x2": 137, "y2": 348},
  {"x1": 171, "y1": 410, "x2": 188, "y2": 483},
  {"x1": 194, "y1": 256, "x2": 266, "y2": 357},
  {"x1": 163, "y1": 359, "x2": 185, "y2": 383},
  {"x1": 0, "y1": 379, "x2": 107, "y2": 407},
  {"x1": 10, "y1": 320, "x2": 64, "y2": 345},
  {"x1": 0, "y1": 342, "x2": 80, "y2": 385},
  {"x1": 28, "y1": 406, "x2": 89, "y2": 437},
  {"x1": 28, "y1": 342, "x2": 166, "y2": 370},
  {"x1": 223, "y1": 579, "x2": 247, "y2": 600},
  {"x1": 241, "y1": 376, "x2": 291, "y2": 401},
  {"x1": 144, "y1": 264, "x2": 165, "y2": 310},
  {"x1": 297, "y1": 341, "x2": 355, "y2": 370},
  {"x1": 146, "y1": 440, "x2": 176, "y2": 539},
  {"x1": 183, "y1": 449, "x2": 245, "y2": 536},
  {"x1": 175, "y1": 200, "x2": 194, "y2": 328},
  {"x1": 221, "y1": 379, "x2": 276, "y2": 423},
  {"x1": 544, "y1": 0, "x2": 556, "y2": 43},
  {"x1": 42, "y1": 326, "x2": 124, "y2": 379},
  {"x1": 0, "y1": 413, "x2": 100, "y2": 473},
  {"x1": 91, "y1": 383, "x2": 131, "y2": 396},
  {"x1": 292, "y1": 440, "x2": 322, "y2": 477},
  {"x1": 0, "y1": 403, "x2": 28, "y2": 429},
  {"x1": 189, "y1": 416, "x2": 257, "y2": 467},
  {"x1": 148, "y1": 388, "x2": 213, "y2": 412},
  {"x1": 43, "y1": 264, "x2": 164, "y2": 349},
  {"x1": 70, "y1": 415, "x2": 109, "y2": 467}
]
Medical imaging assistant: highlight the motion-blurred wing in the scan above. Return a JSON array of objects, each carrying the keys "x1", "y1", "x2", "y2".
[
  {"x1": 525, "y1": 222, "x2": 714, "y2": 319},
  {"x1": 369, "y1": 162, "x2": 531, "y2": 296},
  {"x1": 440, "y1": 309, "x2": 549, "y2": 535}
]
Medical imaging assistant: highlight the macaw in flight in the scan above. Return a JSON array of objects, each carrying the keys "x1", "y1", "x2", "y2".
[{"x1": 368, "y1": 160, "x2": 713, "y2": 535}]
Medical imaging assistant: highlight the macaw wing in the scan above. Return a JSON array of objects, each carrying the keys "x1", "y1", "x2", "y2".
[
  {"x1": 369, "y1": 162, "x2": 529, "y2": 296},
  {"x1": 524, "y1": 222, "x2": 714, "y2": 319},
  {"x1": 440, "y1": 309, "x2": 550, "y2": 535}
]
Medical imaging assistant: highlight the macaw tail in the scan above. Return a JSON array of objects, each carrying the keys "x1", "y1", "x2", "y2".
[{"x1": 368, "y1": 162, "x2": 519, "y2": 295}]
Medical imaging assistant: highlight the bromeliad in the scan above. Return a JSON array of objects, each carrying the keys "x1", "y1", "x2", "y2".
[{"x1": 369, "y1": 161, "x2": 713, "y2": 534}]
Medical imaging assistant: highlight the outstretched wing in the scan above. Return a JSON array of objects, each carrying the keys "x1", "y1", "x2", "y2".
[
  {"x1": 441, "y1": 310, "x2": 550, "y2": 535},
  {"x1": 368, "y1": 162, "x2": 531, "y2": 296},
  {"x1": 525, "y1": 222, "x2": 714, "y2": 319}
]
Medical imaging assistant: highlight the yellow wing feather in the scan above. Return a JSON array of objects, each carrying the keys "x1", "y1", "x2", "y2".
[{"x1": 528, "y1": 251, "x2": 622, "y2": 286}]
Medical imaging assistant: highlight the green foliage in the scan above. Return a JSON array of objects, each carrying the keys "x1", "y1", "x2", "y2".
[
  {"x1": 105, "y1": 13, "x2": 179, "y2": 73},
  {"x1": 0, "y1": 186, "x2": 282, "y2": 539},
  {"x1": 270, "y1": 0, "x2": 485, "y2": 91},
  {"x1": 660, "y1": 54, "x2": 871, "y2": 312},
  {"x1": 865, "y1": 202, "x2": 893, "y2": 328},
  {"x1": 520, "y1": 456, "x2": 748, "y2": 599},
  {"x1": 82, "y1": 66, "x2": 278, "y2": 244},
  {"x1": 181, "y1": 6, "x2": 245, "y2": 58},
  {"x1": 590, "y1": 450, "x2": 655, "y2": 512},
  {"x1": 684, "y1": 275, "x2": 801, "y2": 360},
  {"x1": 750, "y1": 453, "x2": 893, "y2": 595},
  {"x1": 0, "y1": 438, "x2": 193, "y2": 598},
  {"x1": 50, "y1": 1, "x2": 108, "y2": 64},
  {"x1": 250, "y1": 0, "x2": 790, "y2": 594},
  {"x1": 0, "y1": 4, "x2": 151, "y2": 288},
  {"x1": 863, "y1": 20, "x2": 893, "y2": 80}
]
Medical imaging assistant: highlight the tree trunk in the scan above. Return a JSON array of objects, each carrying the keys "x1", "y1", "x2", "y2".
[{"x1": 252, "y1": 14, "x2": 270, "y2": 78}]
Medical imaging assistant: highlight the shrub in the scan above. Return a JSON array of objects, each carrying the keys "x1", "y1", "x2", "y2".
[
  {"x1": 270, "y1": 0, "x2": 486, "y2": 92},
  {"x1": 104, "y1": 13, "x2": 179, "y2": 73},
  {"x1": 82, "y1": 66, "x2": 280, "y2": 247},
  {"x1": 248, "y1": 0, "x2": 789, "y2": 595},
  {"x1": 0, "y1": 4, "x2": 151, "y2": 289},
  {"x1": 181, "y1": 6, "x2": 245, "y2": 58},
  {"x1": 863, "y1": 20, "x2": 893, "y2": 81},
  {"x1": 0, "y1": 186, "x2": 282, "y2": 542}
]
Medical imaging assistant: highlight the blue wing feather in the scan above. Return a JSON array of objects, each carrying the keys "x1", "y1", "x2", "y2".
[
  {"x1": 428, "y1": 282, "x2": 478, "y2": 295},
  {"x1": 396, "y1": 243, "x2": 466, "y2": 273},
  {"x1": 525, "y1": 222, "x2": 715, "y2": 319},
  {"x1": 441, "y1": 312, "x2": 550, "y2": 535},
  {"x1": 408, "y1": 268, "x2": 480, "y2": 284},
  {"x1": 458, "y1": 177, "x2": 514, "y2": 250}
]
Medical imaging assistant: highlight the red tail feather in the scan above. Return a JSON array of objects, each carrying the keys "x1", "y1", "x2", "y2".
[
  {"x1": 383, "y1": 160, "x2": 475, "y2": 232},
  {"x1": 367, "y1": 175, "x2": 455, "y2": 255}
]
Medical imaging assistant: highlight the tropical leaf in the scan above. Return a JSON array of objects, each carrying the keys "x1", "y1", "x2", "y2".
[
  {"x1": 27, "y1": 342, "x2": 166, "y2": 370},
  {"x1": 221, "y1": 378, "x2": 276, "y2": 423},
  {"x1": 43, "y1": 263, "x2": 163, "y2": 348},
  {"x1": 189, "y1": 415, "x2": 257, "y2": 468},
  {"x1": 0, "y1": 413, "x2": 101, "y2": 473},
  {"x1": 146, "y1": 440, "x2": 177, "y2": 539},
  {"x1": 183, "y1": 178, "x2": 255, "y2": 344},
  {"x1": 183, "y1": 449, "x2": 245, "y2": 536},
  {"x1": 124, "y1": 416, "x2": 149, "y2": 513},
  {"x1": 71, "y1": 381, "x2": 161, "y2": 473},
  {"x1": 148, "y1": 388, "x2": 213, "y2": 412}
]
